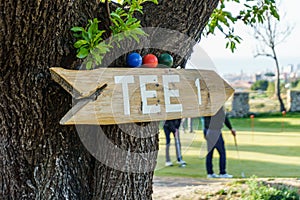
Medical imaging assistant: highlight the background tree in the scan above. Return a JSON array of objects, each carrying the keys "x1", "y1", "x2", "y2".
[
  {"x1": 291, "y1": 79, "x2": 300, "y2": 90},
  {"x1": 204, "y1": 0, "x2": 280, "y2": 52},
  {"x1": 253, "y1": 11, "x2": 292, "y2": 112},
  {"x1": 251, "y1": 80, "x2": 269, "y2": 91},
  {"x1": 0, "y1": 0, "x2": 278, "y2": 199}
]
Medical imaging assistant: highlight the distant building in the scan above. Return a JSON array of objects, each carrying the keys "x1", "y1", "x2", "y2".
[
  {"x1": 283, "y1": 64, "x2": 294, "y2": 74},
  {"x1": 296, "y1": 64, "x2": 300, "y2": 78},
  {"x1": 297, "y1": 64, "x2": 300, "y2": 71},
  {"x1": 253, "y1": 73, "x2": 262, "y2": 82}
]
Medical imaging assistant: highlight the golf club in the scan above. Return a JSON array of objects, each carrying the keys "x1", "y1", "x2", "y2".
[{"x1": 234, "y1": 135, "x2": 245, "y2": 178}]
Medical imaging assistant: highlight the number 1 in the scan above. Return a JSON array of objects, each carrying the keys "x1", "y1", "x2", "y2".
[{"x1": 195, "y1": 78, "x2": 202, "y2": 105}]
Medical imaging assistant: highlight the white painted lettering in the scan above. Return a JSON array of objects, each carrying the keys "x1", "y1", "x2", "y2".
[
  {"x1": 195, "y1": 78, "x2": 202, "y2": 105},
  {"x1": 162, "y1": 75, "x2": 182, "y2": 113},
  {"x1": 139, "y1": 75, "x2": 160, "y2": 114},
  {"x1": 114, "y1": 76, "x2": 134, "y2": 115}
]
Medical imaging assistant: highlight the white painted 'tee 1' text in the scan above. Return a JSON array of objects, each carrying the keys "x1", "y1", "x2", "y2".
[{"x1": 115, "y1": 75, "x2": 202, "y2": 115}]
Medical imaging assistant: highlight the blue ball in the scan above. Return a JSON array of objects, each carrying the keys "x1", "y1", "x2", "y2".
[{"x1": 126, "y1": 52, "x2": 142, "y2": 67}]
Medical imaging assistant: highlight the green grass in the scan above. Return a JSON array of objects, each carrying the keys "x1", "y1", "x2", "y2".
[
  {"x1": 241, "y1": 177, "x2": 300, "y2": 199},
  {"x1": 154, "y1": 112, "x2": 300, "y2": 178}
]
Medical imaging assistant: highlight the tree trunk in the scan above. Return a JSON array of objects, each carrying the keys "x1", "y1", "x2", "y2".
[
  {"x1": 0, "y1": 0, "x2": 102, "y2": 198},
  {"x1": 273, "y1": 49, "x2": 286, "y2": 112},
  {"x1": 0, "y1": 0, "x2": 219, "y2": 199}
]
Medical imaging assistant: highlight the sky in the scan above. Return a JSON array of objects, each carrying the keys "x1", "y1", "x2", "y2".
[{"x1": 188, "y1": 0, "x2": 300, "y2": 75}]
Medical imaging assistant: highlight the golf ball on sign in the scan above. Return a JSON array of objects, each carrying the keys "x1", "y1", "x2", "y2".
[
  {"x1": 126, "y1": 52, "x2": 142, "y2": 67},
  {"x1": 158, "y1": 53, "x2": 173, "y2": 68},
  {"x1": 142, "y1": 54, "x2": 158, "y2": 68}
]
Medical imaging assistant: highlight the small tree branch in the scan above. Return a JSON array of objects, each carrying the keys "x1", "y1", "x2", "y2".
[
  {"x1": 275, "y1": 25, "x2": 294, "y2": 45},
  {"x1": 254, "y1": 26, "x2": 270, "y2": 46},
  {"x1": 105, "y1": 0, "x2": 113, "y2": 37},
  {"x1": 254, "y1": 53, "x2": 274, "y2": 59}
]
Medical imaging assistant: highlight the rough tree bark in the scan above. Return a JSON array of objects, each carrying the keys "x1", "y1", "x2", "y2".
[
  {"x1": 0, "y1": 1, "x2": 102, "y2": 199},
  {"x1": 0, "y1": 0, "x2": 219, "y2": 199}
]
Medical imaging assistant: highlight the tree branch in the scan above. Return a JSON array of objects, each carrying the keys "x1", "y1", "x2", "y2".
[
  {"x1": 254, "y1": 53, "x2": 274, "y2": 59},
  {"x1": 254, "y1": 25, "x2": 270, "y2": 46},
  {"x1": 105, "y1": 0, "x2": 113, "y2": 37},
  {"x1": 275, "y1": 25, "x2": 294, "y2": 46}
]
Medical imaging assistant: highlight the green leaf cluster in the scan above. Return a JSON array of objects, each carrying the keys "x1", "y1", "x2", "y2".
[
  {"x1": 71, "y1": 0, "x2": 157, "y2": 69},
  {"x1": 205, "y1": 0, "x2": 280, "y2": 52},
  {"x1": 71, "y1": 18, "x2": 111, "y2": 69},
  {"x1": 109, "y1": 0, "x2": 157, "y2": 43},
  {"x1": 242, "y1": 177, "x2": 299, "y2": 200},
  {"x1": 110, "y1": 8, "x2": 143, "y2": 43}
]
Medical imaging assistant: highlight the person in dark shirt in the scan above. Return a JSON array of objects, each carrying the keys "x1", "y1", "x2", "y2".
[
  {"x1": 163, "y1": 119, "x2": 186, "y2": 167},
  {"x1": 203, "y1": 107, "x2": 236, "y2": 178}
]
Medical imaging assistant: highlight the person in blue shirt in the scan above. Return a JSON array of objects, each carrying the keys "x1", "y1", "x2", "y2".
[
  {"x1": 203, "y1": 107, "x2": 236, "y2": 178},
  {"x1": 163, "y1": 119, "x2": 186, "y2": 167}
]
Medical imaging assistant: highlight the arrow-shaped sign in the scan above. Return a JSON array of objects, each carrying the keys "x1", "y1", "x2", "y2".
[{"x1": 50, "y1": 67, "x2": 234, "y2": 125}]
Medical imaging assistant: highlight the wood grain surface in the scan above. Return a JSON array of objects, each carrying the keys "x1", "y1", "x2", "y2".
[{"x1": 50, "y1": 67, "x2": 234, "y2": 125}]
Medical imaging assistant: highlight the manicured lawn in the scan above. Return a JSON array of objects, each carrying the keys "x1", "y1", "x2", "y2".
[{"x1": 154, "y1": 112, "x2": 300, "y2": 178}]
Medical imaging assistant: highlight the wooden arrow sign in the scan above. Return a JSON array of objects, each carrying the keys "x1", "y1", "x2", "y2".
[{"x1": 50, "y1": 67, "x2": 234, "y2": 125}]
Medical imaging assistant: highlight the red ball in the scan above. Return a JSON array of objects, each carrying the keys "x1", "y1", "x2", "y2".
[
  {"x1": 250, "y1": 115, "x2": 255, "y2": 119},
  {"x1": 142, "y1": 54, "x2": 158, "y2": 68}
]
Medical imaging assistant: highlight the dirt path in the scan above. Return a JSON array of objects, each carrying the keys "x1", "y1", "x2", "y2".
[
  {"x1": 153, "y1": 176, "x2": 231, "y2": 200},
  {"x1": 152, "y1": 176, "x2": 300, "y2": 200}
]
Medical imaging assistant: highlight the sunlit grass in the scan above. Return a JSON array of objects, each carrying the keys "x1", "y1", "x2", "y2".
[{"x1": 154, "y1": 113, "x2": 300, "y2": 178}]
